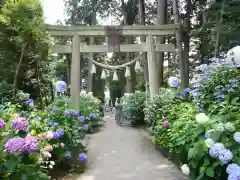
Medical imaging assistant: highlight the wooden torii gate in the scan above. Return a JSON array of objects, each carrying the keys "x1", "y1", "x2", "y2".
[{"x1": 47, "y1": 24, "x2": 180, "y2": 109}]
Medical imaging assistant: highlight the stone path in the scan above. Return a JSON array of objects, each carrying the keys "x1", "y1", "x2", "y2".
[{"x1": 77, "y1": 115, "x2": 187, "y2": 180}]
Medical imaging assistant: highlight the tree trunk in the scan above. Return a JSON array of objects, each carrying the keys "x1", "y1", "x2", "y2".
[
  {"x1": 121, "y1": 0, "x2": 134, "y2": 93},
  {"x1": 182, "y1": 0, "x2": 192, "y2": 87},
  {"x1": 12, "y1": 44, "x2": 27, "y2": 98},
  {"x1": 172, "y1": 0, "x2": 188, "y2": 88},
  {"x1": 66, "y1": 54, "x2": 71, "y2": 95},
  {"x1": 156, "y1": 0, "x2": 167, "y2": 86},
  {"x1": 214, "y1": 0, "x2": 225, "y2": 57},
  {"x1": 88, "y1": 0, "x2": 97, "y2": 94},
  {"x1": 138, "y1": 0, "x2": 148, "y2": 83}
]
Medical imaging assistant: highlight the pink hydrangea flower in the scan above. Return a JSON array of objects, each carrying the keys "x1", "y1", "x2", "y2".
[{"x1": 162, "y1": 121, "x2": 169, "y2": 127}]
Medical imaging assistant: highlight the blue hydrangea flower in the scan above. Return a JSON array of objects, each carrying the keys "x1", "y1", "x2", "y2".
[
  {"x1": 177, "y1": 92, "x2": 184, "y2": 96},
  {"x1": 65, "y1": 151, "x2": 71, "y2": 160},
  {"x1": 78, "y1": 116, "x2": 85, "y2": 123},
  {"x1": 228, "y1": 171, "x2": 240, "y2": 180},
  {"x1": 83, "y1": 125, "x2": 89, "y2": 130},
  {"x1": 233, "y1": 132, "x2": 240, "y2": 144},
  {"x1": 183, "y1": 88, "x2": 191, "y2": 94},
  {"x1": 56, "y1": 129, "x2": 64, "y2": 137},
  {"x1": 52, "y1": 108, "x2": 58, "y2": 113},
  {"x1": 86, "y1": 117, "x2": 90, "y2": 120},
  {"x1": 79, "y1": 153, "x2": 87, "y2": 162},
  {"x1": 53, "y1": 122, "x2": 58, "y2": 127},
  {"x1": 48, "y1": 121, "x2": 53, "y2": 126},
  {"x1": 219, "y1": 149, "x2": 233, "y2": 164},
  {"x1": 52, "y1": 132, "x2": 60, "y2": 140},
  {"x1": 64, "y1": 110, "x2": 71, "y2": 117},
  {"x1": 88, "y1": 113, "x2": 96, "y2": 119},
  {"x1": 205, "y1": 129, "x2": 215, "y2": 139},
  {"x1": 70, "y1": 110, "x2": 78, "y2": 117},
  {"x1": 209, "y1": 143, "x2": 225, "y2": 158},
  {"x1": 26, "y1": 99, "x2": 34, "y2": 106},
  {"x1": 168, "y1": 77, "x2": 180, "y2": 88},
  {"x1": 227, "y1": 164, "x2": 240, "y2": 175},
  {"x1": 55, "y1": 81, "x2": 67, "y2": 92}
]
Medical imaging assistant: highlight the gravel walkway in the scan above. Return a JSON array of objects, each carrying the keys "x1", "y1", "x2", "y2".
[{"x1": 77, "y1": 115, "x2": 187, "y2": 180}]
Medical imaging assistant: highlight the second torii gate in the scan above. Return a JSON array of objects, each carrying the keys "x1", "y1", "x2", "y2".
[{"x1": 47, "y1": 24, "x2": 180, "y2": 109}]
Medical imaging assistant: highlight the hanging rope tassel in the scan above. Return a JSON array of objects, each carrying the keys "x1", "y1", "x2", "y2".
[
  {"x1": 135, "y1": 60, "x2": 142, "y2": 72},
  {"x1": 113, "y1": 71, "x2": 118, "y2": 81},
  {"x1": 124, "y1": 66, "x2": 131, "y2": 78},
  {"x1": 91, "y1": 64, "x2": 96, "y2": 74},
  {"x1": 101, "y1": 70, "x2": 107, "y2": 79}
]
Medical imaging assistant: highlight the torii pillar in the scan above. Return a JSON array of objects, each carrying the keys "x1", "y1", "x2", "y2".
[
  {"x1": 70, "y1": 34, "x2": 81, "y2": 109},
  {"x1": 147, "y1": 34, "x2": 159, "y2": 99}
]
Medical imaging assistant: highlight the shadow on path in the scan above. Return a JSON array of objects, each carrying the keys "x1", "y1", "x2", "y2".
[{"x1": 77, "y1": 115, "x2": 187, "y2": 180}]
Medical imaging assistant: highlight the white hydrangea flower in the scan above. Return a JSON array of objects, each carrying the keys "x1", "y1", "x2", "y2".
[
  {"x1": 181, "y1": 164, "x2": 190, "y2": 175},
  {"x1": 46, "y1": 131, "x2": 53, "y2": 140},
  {"x1": 49, "y1": 165, "x2": 53, "y2": 169},
  {"x1": 195, "y1": 113, "x2": 209, "y2": 124},
  {"x1": 42, "y1": 152, "x2": 52, "y2": 158},
  {"x1": 215, "y1": 123, "x2": 225, "y2": 132},
  {"x1": 50, "y1": 161, "x2": 55, "y2": 165},
  {"x1": 224, "y1": 122, "x2": 235, "y2": 132},
  {"x1": 205, "y1": 138, "x2": 215, "y2": 148}
]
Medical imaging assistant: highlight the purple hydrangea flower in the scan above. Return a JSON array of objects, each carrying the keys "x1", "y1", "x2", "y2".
[
  {"x1": 55, "y1": 81, "x2": 67, "y2": 92},
  {"x1": 26, "y1": 99, "x2": 34, "y2": 106},
  {"x1": 88, "y1": 113, "x2": 96, "y2": 119},
  {"x1": 70, "y1": 110, "x2": 78, "y2": 117},
  {"x1": 64, "y1": 110, "x2": 71, "y2": 117},
  {"x1": 79, "y1": 153, "x2": 87, "y2": 162},
  {"x1": 209, "y1": 143, "x2": 225, "y2": 158},
  {"x1": 228, "y1": 171, "x2": 240, "y2": 180},
  {"x1": 0, "y1": 119, "x2": 5, "y2": 129},
  {"x1": 12, "y1": 117, "x2": 28, "y2": 132},
  {"x1": 227, "y1": 164, "x2": 240, "y2": 175},
  {"x1": 168, "y1": 77, "x2": 180, "y2": 88},
  {"x1": 218, "y1": 149, "x2": 233, "y2": 164},
  {"x1": 4, "y1": 137, "x2": 25, "y2": 153},
  {"x1": 56, "y1": 129, "x2": 64, "y2": 137},
  {"x1": 23, "y1": 135, "x2": 39, "y2": 152},
  {"x1": 83, "y1": 125, "x2": 89, "y2": 130},
  {"x1": 65, "y1": 151, "x2": 71, "y2": 160},
  {"x1": 52, "y1": 132, "x2": 60, "y2": 140},
  {"x1": 78, "y1": 116, "x2": 85, "y2": 123},
  {"x1": 233, "y1": 132, "x2": 240, "y2": 144}
]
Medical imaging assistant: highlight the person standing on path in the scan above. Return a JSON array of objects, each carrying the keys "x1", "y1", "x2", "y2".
[{"x1": 115, "y1": 98, "x2": 123, "y2": 124}]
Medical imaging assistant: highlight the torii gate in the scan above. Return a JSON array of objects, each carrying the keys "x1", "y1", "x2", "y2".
[{"x1": 47, "y1": 24, "x2": 180, "y2": 109}]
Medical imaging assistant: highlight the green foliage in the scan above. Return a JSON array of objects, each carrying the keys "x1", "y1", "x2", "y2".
[
  {"x1": 0, "y1": 0, "x2": 52, "y2": 103},
  {"x1": 122, "y1": 91, "x2": 145, "y2": 125}
]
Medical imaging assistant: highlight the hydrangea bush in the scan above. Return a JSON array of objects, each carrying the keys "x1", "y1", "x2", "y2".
[
  {"x1": 0, "y1": 93, "x2": 101, "y2": 179},
  {"x1": 144, "y1": 58, "x2": 240, "y2": 179}
]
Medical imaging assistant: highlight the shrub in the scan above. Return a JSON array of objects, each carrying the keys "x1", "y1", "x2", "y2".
[
  {"x1": 122, "y1": 91, "x2": 145, "y2": 126},
  {"x1": 0, "y1": 93, "x2": 102, "y2": 179},
  {"x1": 144, "y1": 58, "x2": 240, "y2": 180}
]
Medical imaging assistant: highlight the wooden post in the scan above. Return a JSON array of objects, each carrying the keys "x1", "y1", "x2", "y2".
[
  {"x1": 70, "y1": 35, "x2": 80, "y2": 109},
  {"x1": 147, "y1": 34, "x2": 159, "y2": 98},
  {"x1": 88, "y1": 37, "x2": 94, "y2": 93}
]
